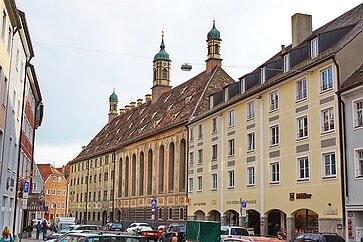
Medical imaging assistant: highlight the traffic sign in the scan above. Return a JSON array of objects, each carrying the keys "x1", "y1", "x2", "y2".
[
  {"x1": 24, "y1": 182, "x2": 29, "y2": 193},
  {"x1": 242, "y1": 201, "x2": 247, "y2": 208},
  {"x1": 151, "y1": 199, "x2": 157, "y2": 209}
]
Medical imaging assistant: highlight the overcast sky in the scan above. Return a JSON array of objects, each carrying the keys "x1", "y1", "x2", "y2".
[{"x1": 15, "y1": 0, "x2": 362, "y2": 167}]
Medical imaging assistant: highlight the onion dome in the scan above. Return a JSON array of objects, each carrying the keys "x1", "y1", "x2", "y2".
[
  {"x1": 207, "y1": 20, "x2": 220, "y2": 40},
  {"x1": 154, "y1": 31, "x2": 170, "y2": 61}
]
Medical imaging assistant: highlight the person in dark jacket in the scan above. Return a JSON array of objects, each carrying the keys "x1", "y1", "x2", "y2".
[
  {"x1": 36, "y1": 221, "x2": 41, "y2": 240},
  {"x1": 41, "y1": 220, "x2": 48, "y2": 240}
]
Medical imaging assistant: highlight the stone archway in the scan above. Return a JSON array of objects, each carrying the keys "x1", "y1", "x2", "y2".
[
  {"x1": 208, "y1": 210, "x2": 221, "y2": 222},
  {"x1": 117, "y1": 210, "x2": 121, "y2": 222},
  {"x1": 194, "y1": 210, "x2": 206, "y2": 220},
  {"x1": 225, "y1": 209, "x2": 239, "y2": 226},
  {"x1": 247, "y1": 209, "x2": 261, "y2": 235},
  {"x1": 292, "y1": 209, "x2": 319, "y2": 234},
  {"x1": 267, "y1": 209, "x2": 287, "y2": 235}
]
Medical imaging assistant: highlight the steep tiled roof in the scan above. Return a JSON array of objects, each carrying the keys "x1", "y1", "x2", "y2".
[
  {"x1": 37, "y1": 163, "x2": 64, "y2": 181},
  {"x1": 340, "y1": 61, "x2": 363, "y2": 93},
  {"x1": 74, "y1": 67, "x2": 235, "y2": 161}
]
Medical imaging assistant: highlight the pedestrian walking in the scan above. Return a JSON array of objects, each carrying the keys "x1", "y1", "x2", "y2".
[
  {"x1": 42, "y1": 220, "x2": 48, "y2": 240},
  {"x1": 36, "y1": 221, "x2": 41, "y2": 240},
  {"x1": 0, "y1": 226, "x2": 14, "y2": 242}
]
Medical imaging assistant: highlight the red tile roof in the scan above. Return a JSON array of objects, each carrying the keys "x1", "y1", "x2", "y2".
[{"x1": 37, "y1": 163, "x2": 64, "y2": 181}]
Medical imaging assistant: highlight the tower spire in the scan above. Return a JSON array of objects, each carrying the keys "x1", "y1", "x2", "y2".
[
  {"x1": 108, "y1": 89, "x2": 118, "y2": 123},
  {"x1": 206, "y1": 20, "x2": 222, "y2": 73}
]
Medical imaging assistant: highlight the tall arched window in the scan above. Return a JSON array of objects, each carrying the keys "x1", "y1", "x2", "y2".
[
  {"x1": 168, "y1": 143, "x2": 175, "y2": 192},
  {"x1": 125, "y1": 156, "x2": 129, "y2": 197},
  {"x1": 162, "y1": 69, "x2": 167, "y2": 79},
  {"x1": 118, "y1": 158, "x2": 123, "y2": 197},
  {"x1": 132, "y1": 154, "x2": 136, "y2": 196},
  {"x1": 179, "y1": 139, "x2": 186, "y2": 191},
  {"x1": 158, "y1": 145, "x2": 165, "y2": 193},
  {"x1": 153, "y1": 69, "x2": 157, "y2": 80},
  {"x1": 147, "y1": 149, "x2": 153, "y2": 195},
  {"x1": 168, "y1": 207, "x2": 173, "y2": 220},
  {"x1": 215, "y1": 44, "x2": 220, "y2": 54},
  {"x1": 139, "y1": 152, "x2": 144, "y2": 196}
]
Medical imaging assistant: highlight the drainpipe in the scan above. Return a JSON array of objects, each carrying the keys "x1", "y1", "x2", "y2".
[
  {"x1": 220, "y1": 112, "x2": 225, "y2": 225},
  {"x1": 332, "y1": 56, "x2": 347, "y2": 231},
  {"x1": 258, "y1": 95, "x2": 265, "y2": 234}
]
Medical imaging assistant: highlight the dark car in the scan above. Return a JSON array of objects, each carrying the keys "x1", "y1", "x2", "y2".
[
  {"x1": 290, "y1": 233, "x2": 345, "y2": 242},
  {"x1": 56, "y1": 232, "x2": 146, "y2": 242},
  {"x1": 104, "y1": 223, "x2": 124, "y2": 231},
  {"x1": 158, "y1": 224, "x2": 186, "y2": 242}
]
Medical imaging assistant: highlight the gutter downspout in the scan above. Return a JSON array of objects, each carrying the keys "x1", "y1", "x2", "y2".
[
  {"x1": 258, "y1": 95, "x2": 265, "y2": 234},
  {"x1": 220, "y1": 112, "x2": 225, "y2": 225},
  {"x1": 333, "y1": 56, "x2": 347, "y2": 232}
]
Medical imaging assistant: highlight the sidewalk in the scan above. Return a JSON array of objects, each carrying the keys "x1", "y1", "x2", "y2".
[{"x1": 15, "y1": 231, "x2": 47, "y2": 242}]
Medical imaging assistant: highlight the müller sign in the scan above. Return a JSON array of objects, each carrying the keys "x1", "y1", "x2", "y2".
[{"x1": 289, "y1": 192, "x2": 312, "y2": 201}]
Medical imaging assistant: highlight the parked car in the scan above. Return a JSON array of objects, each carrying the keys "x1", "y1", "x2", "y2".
[
  {"x1": 221, "y1": 226, "x2": 249, "y2": 239},
  {"x1": 126, "y1": 223, "x2": 153, "y2": 233},
  {"x1": 104, "y1": 222, "x2": 124, "y2": 231},
  {"x1": 158, "y1": 224, "x2": 186, "y2": 242},
  {"x1": 47, "y1": 224, "x2": 102, "y2": 240},
  {"x1": 222, "y1": 236, "x2": 281, "y2": 242},
  {"x1": 289, "y1": 233, "x2": 345, "y2": 242},
  {"x1": 55, "y1": 232, "x2": 147, "y2": 242}
]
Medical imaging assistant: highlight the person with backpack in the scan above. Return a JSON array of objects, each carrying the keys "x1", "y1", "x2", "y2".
[
  {"x1": 0, "y1": 226, "x2": 14, "y2": 242},
  {"x1": 42, "y1": 220, "x2": 48, "y2": 240},
  {"x1": 36, "y1": 221, "x2": 42, "y2": 240}
]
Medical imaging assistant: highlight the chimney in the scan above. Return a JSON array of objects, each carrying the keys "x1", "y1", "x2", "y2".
[
  {"x1": 291, "y1": 13, "x2": 312, "y2": 48},
  {"x1": 119, "y1": 108, "x2": 125, "y2": 114},
  {"x1": 130, "y1": 102, "x2": 136, "y2": 109},
  {"x1": 281, "y1": 45, "x2": 285, "y2": 52},
  {"x1": 137, "y1": 99, "x2": 143, "y2": 107},
  {"x1": 145, "y1": 94, "x2": 152, "y2": 103},
  {"x1": 125, "y1": 105, "x2": 131, "y2": 111}
]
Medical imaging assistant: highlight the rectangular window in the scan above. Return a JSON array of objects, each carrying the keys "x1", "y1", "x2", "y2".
[
  {"x1": 7, "y1": 28, "x2": 11, "y2": 53},
  {"x1": 247, "y1": 132, "x2": 255, "y2": 152},
  {"x1": 212, "y1": 117, "x2": 217, "y2": 133},
  {"x1": 189, "y1": 152, "x2": 194, "y2": 166},
  {"x1": 320, "y1": 67, "x2": 333, "y2": 92},
  {"x1": 211, "y1": 173, "x2": 218, "y2": 190},
  {"x1": 197, "y1": 149, "x2": 203, "y2": 164},
  {"x1": 283, "y1": 54, "x2": 290, "y2": 72},
  {"x1": 103, "y1": 190, "x2": 107, "y2": 201},
  {"x1": 311, "y1": 37, "x2": 318, "y2": 58},
  {"x1": 241, "y1": 78, "x2": 245, "y2": 94},
  {"x1": 260, "y1": 67, "x2": 266, "y2": 84},
  {"x1": 98, "y1": 191, "x2": 101, "y2": 201},
  {"x1": 228, "y1": 170, "x2": 235, "y2": 188},
  {"x1": 355, "y1": 149, "x2": 363, "y2": 178},
  {"x1": 297, "y1": 116, "x2": 308, "y2": 139},
  {"x1": 296, "y1": 78, "x2": 307, "y2": 101},
  {"x1": 353, "y1": 99, "x2": 363, "y2": 128},
  {"x1": 212, "y1": 144, "x2": 217, "y2": 161},
  {"x1": 2, "y1": 77, "x2": 8, "y2": 106},
  {"x1": 63, "y1": 190, "x2": 66, "y2": 196},
  {"x1": 270, "y1": 125, "x2": 279, "y2": 146},
  {"x1": 189, "y1": 128, "x2": 194, "y2": 142},
  {"x1": 297, "y1": 156, "x2": 310, "y2": 180},
  {"x1": 209, "y1": 96, "x2": 214, "y2": 109},
  {"x1": 104, "y1": 172, "x2": 108, "y2": 181},
  {"x1": 51, "y1": 202, "x2": 56, "y2": 209},
  {"x1": 323, "y1": 152, "x2": 336, "y2": 178},
  {"x1": 227, "y1": 109, "x2": 235, "y2": 127},
  {"x1": 198, "y1": 124, "x2": 203, "y2": 139},
  {"x1": 228, "y1": 139, "x2": 235, "y2": 157},
  {"x1": 270, "y1": 161, "x2": 280, "y2": 184},
  {"x1": 247, "y1": 100, "x2": 255, "y2": 120},
  {"x1": 247, "y1": 167, "x2": 255, "y2": 186},
  {"x1": 62, "y1": 203, "x2": 65, "y2": 209},
  {"x1": 57, "y1": 190, "x2": 61, "y2": 196},
  {"x1": 32, "y1": 182, "x2": 37, "y2": 191},
  {"x1": 1, "y1": 11, "x2": 6, "y2": 40},
  {"x1": 52, "y1": 176, "x2": 56, "y2": 182},
  {"x1": 188, "y1": 177, "x2": 193, "y2": 192},
  {"x1": 197, "y1": 176, "x2": 202, "y2": 191},
  {"x1": 52, "y1": 189, "x2": 56, "y2": 195},
  {"x1": 321, "y1": 107, "x2": 335, "y2": 133},
  {"x1": 269, "y1": 90, "x2": 279, "y2": 112},
  {"x1": 224, "y1": 88, "x2": 229, "y2": 101},
  {"x1": 46, "y1": 189, "x2": 50, "y2": 195}
]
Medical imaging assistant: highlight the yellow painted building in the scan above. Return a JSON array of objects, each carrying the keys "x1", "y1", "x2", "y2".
[{"x1": 187, "y1": 6, "x2": 363, "y2": 239}]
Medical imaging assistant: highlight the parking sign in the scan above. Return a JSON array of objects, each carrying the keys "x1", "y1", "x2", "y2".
[{"x1": 24, "y1": 182, "x2": 29, "y2": 193}]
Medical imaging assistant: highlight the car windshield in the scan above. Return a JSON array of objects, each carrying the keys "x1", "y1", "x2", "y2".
[
  {"x1": 231, "y1": 228, "x2": 249, "y2": 236},
  {"x1": 58, "y1": 228, "x2": 71, "y2": 234},
  {"x1": 57, "y1": 235, "x2": 86, "y2": 242},
  {"x1": 113, "y1": 224, "x2": 122, "y2": 228}
]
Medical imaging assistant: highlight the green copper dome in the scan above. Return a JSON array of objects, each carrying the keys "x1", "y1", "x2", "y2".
[
  {"x1": 207, "y1": 20, "x2": 220, "y2": 40},
  {"x1": 154, "y1": 34, "x2": 170, "y2": 61},
  {"x1": 109, "y1": 89, "x2": 118, "y2": 102}
]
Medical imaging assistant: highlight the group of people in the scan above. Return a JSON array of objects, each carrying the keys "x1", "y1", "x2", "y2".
[{"x1": 35, "y1": 220, "x2": 50, "y2": 240}]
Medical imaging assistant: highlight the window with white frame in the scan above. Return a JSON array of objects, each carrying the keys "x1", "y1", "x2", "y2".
[
  {"x1": 197, "y1": 149, "x2": 203, "y2": 164},
  {"x1": 52, "y1": 189, "x2": 56, "y2": 195},
  {"x1": 241, "y1": 78, "x2": 245, "y2": 94},
  {"x1": 53, "y1": 175, "x2": 56, "y2": 182},
  {"x1": 321, "y1": 107, "x2": 335, "y2": 133},
  {"x1": 211, "y1": 173, "x2": 218, "y2": 190},
  {"x1": 296, "y1": 78, "x2": 307, "y2": 101},
  {"x1": 283, "y1": 54, "x2": 290, "y2": 72},
  {"x1": 247, "y1": 100, "x2": 255, "y2": 120},
  {"x1": 189, "y1": 128, "x2": 194, "y2": 142},
  {"x1": 198, "y1": 124, "x2": 203, "y2": 139},
  {"x1": 297, "y1": 156, "x2": 310, "y2": 180},
  {"x1": 353, "y1": 99, "x2": 363, "y2": 128},
  {"x1": 58, "y1": 177, "x2": 62, "y2": 182},
  {"x1": 57, "y1": 190, "x2": 61, "y2": 196},
  {"x1": 189, "y1": 152, "x2": 194, "y2": 166},
  {"x1": 32, "y1": 182, "x2": 37, "y2": 191},
  {"x1": 188, "y1": 177, "x2": 193, "y2": 192},
  {"x1": 224, "y1": 88, "x2": 229, "y2": 101},
  {"x1": 323, "y1": 152, "x2": 336, "y2": 178},
  {"x1": 227, "y1": 109, "x2": 235, "y2": 127},
  {"x1": 320, "y1": 66, "x2": 333, "y2": 92},
  {"x1": 197, "y1": 176, "x2": 203, "y2": 191},
  {"x1": 247, "y1": 166, "x2": 255, "y2": 186},
  {"x1": 270, "y1": 125, "x2": 279, "y2": 146},
  {"x1": 247, "y1": 132, "x2": 255, "y2": 152},
  {"x1": 212, "y1": 117, "x2": 217, "y2": 133},
  {"x1": 269, "y1": 90, "x2": 279, "y2": 112},
  {"x1": 63, "y1": 190, "x2": 66, "y2": 196},
  {"x1": 228, "y1": 139, "x2": 235, "y2": 157},
  {"x1": 209, "y1": 96, "x2": 214, "y2": 109},
  {"x1": 297, "y1": 116, "x2": 308, "y2": 139},
  {"x1": 228, "y1": 170, "x2": 235, "y2": 188},
  {"x1": 212, "y1": 144, "x2": 217, "y2": 161},
  {"x1": 46, "y1": 189, "x2": 50, "y2": 195},
  {"x1": 270, "y1": 161, "x2": 280, "y2": 184},
  {"x1": 51, "y1": 202, "x2": 56, "y2": 209},
  {"x1": 260, "y1": 67, "x2": 266, "y2": 84},
  {"x1": 310, "y1": 37, "x2": 318, "y2": 58},
  {"x1": 355, "y1": 149, "x2": 363, "y2": 178}
]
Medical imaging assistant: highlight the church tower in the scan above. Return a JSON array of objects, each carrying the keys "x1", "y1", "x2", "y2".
[
  {"x1": 108, "y1": 89, "x2": 118, "y2": 123},
  {"x1": 206, "y1": 20, "x2": 222, "y2": 73},
  {"x1": 152, "y1": 31, "x2": 172, "y2": 102}
]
